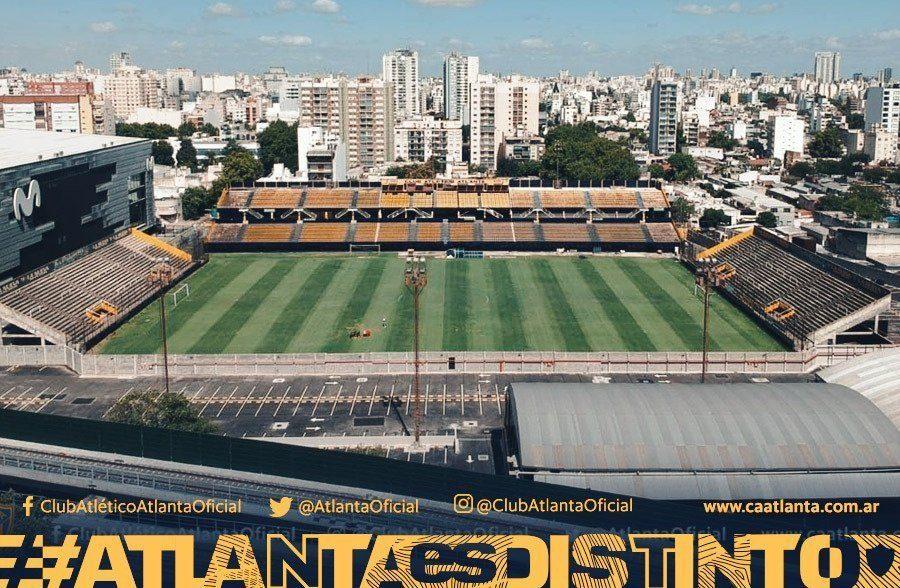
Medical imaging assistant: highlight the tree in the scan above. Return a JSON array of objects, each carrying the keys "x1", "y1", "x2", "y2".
[
  {"x1": 176, "y1": 139, "x2": 198, "y2": 170},
  {"x1": 818, "y1": 185, "x2": 889, "y2": 221},
  {"x1": 210, "y1": 149, "x2": 264, "y2": 197},
  {"x1": 177, "y1": 121, "x2": 197, "y2": 138},
  {"x1": 756, "y1": 211, "x2": 778, "y2": 228},
  {"x1": 847, "y1": 113, "x2": 865, "y2": 130},
  {"x1": 707, "y1": 131, "x2": 738, "y2": 151},
  {"x1": 496, "y1": 157, "x2": 541, "y2": 177},
  {"x1": 624, "y1": 112, "x2": 636, "y2": 123},
  {"x1": 151, "y1": 140, "x2": 175, "y2": 166},
  {"x1": 258, "y1": 120, "x2": 298, "y2": 174},
  {"x1": 670, "y1": 197, "x2": 695, "y2": 224},
  {"x1": 666, "y1": 153, "x2": 700, "y2": 182},
  {"x1": 808, "y1": 127, "x2": 844, "y2": 158},
  {"x1": 788, "y1": 161, "x2": 815, "y2": 180},
  {"x1": 199, "y1": 122, "x2": 218, "y2": 136},
  {"x1": 699, "y1": 208, "x2": 730, "y2": 228},
  {"x1": 386, "y1": 157, "x2": 438, "y2": 179},
  {"x1": 116, "y1": 122, "x2": 177, "y2": 140},
  {"x1": 181, "y1": 186, "x2": 214, "y2": 220},
  {"x1": 747, "y1": 139, "x2": 766, "y2": 157},
  {"x1": 648, "y1": 163, "x2": 665, "y2": 179},
  {"x1": 541, "y1": 123, "x2": 640, "y2": 183},
  {"x1": 222, "y1": 138, "x2": 245, "y2": 157},
  {"x1": 106, "y1": 390, "x2": 217, "y2": 433}
]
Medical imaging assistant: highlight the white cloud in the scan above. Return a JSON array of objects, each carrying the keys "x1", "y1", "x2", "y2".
[
  {"x1": 259, "y1": 34, "x2": 312, "y2": 46},
  {"x1": 677, "y1": 2, "x2": 770, "y2": 15},
  {"x1": 90, "y1": 21, "x2": 117, "y2": 33},
  {"x1": 410, "y1": 0, "x2": 478, "y2": 6},
  {"x1": 520, "y1": 37, "x2": 552, "y2": 50},
  {"x1": 169, "y1": 40, "x2": 185, "y2": 50},
  {"x1": 207, "y1": 2, "x2": 236, "y2": 16},
  {"x1": 873, "y1": 29, "x2": 900, "y2": 41},
  {"x1": 310, "y1": 0, "x2": 340, "y2": 12},
  {"x1": 275, "y1": 0, "x2": 295, "y2": 10}
]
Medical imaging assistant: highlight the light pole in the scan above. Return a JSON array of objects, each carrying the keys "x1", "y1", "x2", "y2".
[
  {"x1": 404, "y1": 253, "x2": 427, "y2": 446},
  {"x1": 150, "y1": 257, "x2": 173, "y2": 395},
  {"x1": 696, "y1": 256, "x2": 719, "y2": 383}
]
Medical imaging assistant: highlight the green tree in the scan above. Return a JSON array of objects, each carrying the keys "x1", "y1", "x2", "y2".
[
  {"x1": 699, "y1": 208, "x2": 730, "y2": 228},
  {"x1": 210, "y1": 149, "x2": 264, "y2": 197},
  {"x1": 670, "y1": 197, "x2": 695, "y2": 224},
  {"x1": 847, "y1": 113, "x2": 865, "y2": 130},
  {"x1": 818, "y1": 185, "x2": 889, "y2": 221},
  {"x1": 258, "y1": 120, "x2": 298, "y2": 174},
  {"x1": 116, "y1": 122, "x2": 177, "y2": 140},
  {"x1": 176, "y1": 139, "x2": 198, "y2": 170},
  {"x1": 788, "y1": 161, "x2": 815, "y2": 180},
  {"x1": 624, "y1": 112, "x2": 636, "y2": 123},
  {"x1": 707, "y1": 131, "x2": 738, "y2": 151},
  {"x1": 808, "y1": 127, "x2": 844, "y2": 158},
  {"x1": 496, "y1": 157, "x2": 541, "y2": 177},
  {"x1": 199, "y1": 122, "x2": 218, "y2": 136},
  {"x1": 177, "y1": 121, "x2": 197, "y2": 138},
  {"x1": 151, "y1": 140, "x2": 175, "y2": 166},
  {"x1": 106, "y1": 390, "x2": 217, "y2": 433},
  {"x1": 181, "y1": 186, "x2": 214, "y2": 220},
  {"x1": 648, "y1": 163, "x2": 665, "y2": 179},
  {"x1": 747, "y1": 139, "x2": 766, "y2": 157},
  {"x1": 756, "y1": 211, "x2": 778, "y2": 228},
  {"x1": 541, "y1": 122, "x2": 640, "y2": 183},
  {"x1": 386, "y1": 157, "x2": 439, "y2": 179},
  {"x1": 666, "y1": 153, "x2": 700, "y2": 182},
  {"x1": 222, "y1": 138, "x2": 245, "y2": 157}
]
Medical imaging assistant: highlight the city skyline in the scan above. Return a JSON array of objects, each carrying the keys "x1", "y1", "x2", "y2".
[{"x1": 1, "y1": 0, "x2": 898, "y2": 77}]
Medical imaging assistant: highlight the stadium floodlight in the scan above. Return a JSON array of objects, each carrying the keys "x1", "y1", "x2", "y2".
[
  {"x1": 695, "y1": 256, "x2": 719, "y2": 383},
  {"x1": 149, "y1": 257, "x2": 173, "y2": 396},
  {"x1": 404, "y1": 253, "x2": 428, "y2": 447}
]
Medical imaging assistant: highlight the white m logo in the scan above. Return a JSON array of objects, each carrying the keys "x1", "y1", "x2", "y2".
[{"x1": 13, "y1": 179, "x2": 41, "y2": 221}]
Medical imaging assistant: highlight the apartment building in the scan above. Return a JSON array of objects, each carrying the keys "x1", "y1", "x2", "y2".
[
  {"x1": 297, "y1": 126, "x2": 348, "y2": 182},
  {"x1": 0, "y1": 82, "x2": 114, "y2": 134},
  {"x1": 102, "y1": 66, "x2": 162, "y2": 120},
  {"x1": 394, "y1": 116, "x2": 463, "y2": 164},
  {"x1": 864, "y1": 124, "x2": 898, "y2": 164},
  {"x1": 649, "y1": 80, "x2": 678, "y2": 156},
  {"x1": 469, "y1": 75, "x2": 540, "y2": 169},
  {"x1": 865, "y1": 84, "x2": 900, "y2": 136},
  {"x1": 382, "y1": 49, "x2": 420, "y2": 121},
  {"x1": 443, "y1": 53, "x2": 479, "y2": 124},
  {"x1": 297, "y1": 77, "x2": 394, "y2": 171},
  {"x1": 769, "y1": 115, "x2": 806, "y2": 162},
  {"x1": 814, "y1": 51, "x2": 841, "y2": 85}
]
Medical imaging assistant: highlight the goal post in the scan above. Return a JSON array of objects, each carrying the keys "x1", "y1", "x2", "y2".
[
  {"x1": 350, "y1": 244, "x2": 381, "y2": 254},
  {"x1": 169, "y1": 283, "x2": 190, "y2": 307}
]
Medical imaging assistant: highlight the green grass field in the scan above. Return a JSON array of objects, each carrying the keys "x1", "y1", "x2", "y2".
[{"x1": 98, "y1": 253, "x2": 784, "y2": 354}]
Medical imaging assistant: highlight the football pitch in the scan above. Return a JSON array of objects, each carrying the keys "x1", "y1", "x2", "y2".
[{"x1": 98, "y1": 253, "x2": 784, "y2": 354}]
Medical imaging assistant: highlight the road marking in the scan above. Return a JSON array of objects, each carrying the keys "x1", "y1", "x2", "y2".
[
  {"x1": 292, "y1": 385, "x2": 309, "y2": 417},
  {"x1": 442, "y1": 384, "x2": 447, "y2": 416},
  {"x1": 198, "y1": 386, "x2": 220, "y2": 416},
  {"x1": 460, "y1": 384, "x2": 465, "y2": 416},
  {"x1": 367, "y1": 385, "x2": 378, "y2": 416},
  {"x1": 385, "y1": 384, "x2": 395, "y2": 417},
  {"x1": 3, "y1": 387, "x2": 32, "y2": 409},
  {"x1": 102, "y1": 387, "x2": 133, "y2": 418},
  {"x1": 495, "y1": 384, "x2": 502, "y2": 415},
  {"x1": 477, "y1": 383, "x2": 483, "y2": 416},
  {"x1": 217, "y1": 386, "x2": 239, "y2": 418},
  {"x1": 349, "y1": 385, "x2": 360, "y2": 415},
  {"x1": 35, "y1": 386, "x2": 67, "y2": 413},
  {"x1": 254, "y1": 385, "x2": 274, "y2": 417},
  {"x1": 310, "y1": 386, "x2": 326, "y2": 417},
  {"x1": 272, "y1": 385, "x2": 292, "y2": 417},
  {"x1": 330, "y1": 385, "x2": 342, "y2": 416},
  {"x1": 21, "y1": 386, "x2": 50, "y2": 411},
  {"x1": 404, "y1": 384, "x2": 412, "y2": 415},
  {"x1": 234, "y1": 385, "x2": 256, "y2": 417}
]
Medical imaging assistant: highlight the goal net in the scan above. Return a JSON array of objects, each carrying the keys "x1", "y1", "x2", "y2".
[{"x1": 169, "y1": 283, "x2": 190, "y2": 307}]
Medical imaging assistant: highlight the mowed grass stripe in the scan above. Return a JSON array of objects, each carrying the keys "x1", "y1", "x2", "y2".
[
  {"x1": 488, "y1": 260, "x2": 527, "y2": 350},
  {"x1": 166, "y1": 259, "x2": 278, "y2": 352},
  {"x1": 419, "y1": 260, "x2": 446, "y2": 350},
  {"x1": 381, "y1": 281, "x2": 413, "y2": 351},
  {"x1": 255, "y1": 258, "x2": 343, "y2": 353},
  {"x1": 505, "y1": 258, "x2": 562, "y2": 349},
  {"x1": 530, "y1": 258, "x2": 591, "y2": 351},
  {"x1": 442, "y1": 261, "x2": 470, "y2": 351},
  {"x1": 573, "y1": 258, "x2": 655, "y2": 350},
  {"x1": 188, "y1": 259, "x2": 294, "y2": 353},
  {"x1": 223, "y1": 258, "x2": 316, "y2": 353},
  {"x1": 99, "y1": 256, "x2": 248, "y2": 353},
  {"x1": 615, "y1": 258, "x2": 703, "y2": 350},
  {"x1": 286, "y1": 260, "x2": 366, "y2": 352},
  {"x1": 348, "y1": 257, "x2": 407, "y2": 352},
  {"x1": 658, "y1": 261, "x2": 785, "y2": 351},
  {"x1": 321, "y1": 257, "x2": 389, "y2": 352},
  {"x1": 547, "y1": 259, "x2": 628, "y2": 351},
  {"x1": 467, "y1": 261, "x2": 505, "y2": 350}
]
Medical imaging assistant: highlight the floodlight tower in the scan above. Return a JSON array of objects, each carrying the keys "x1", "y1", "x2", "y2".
[
  {"x1": 696, "y1": 256, "x2": 719, "y2": 383},
  {"x1": 149, "y1": 257, "x2": 173, "y2": 395},
  {"x1": 404, "y1": 252, "x2": 428, "y2": 446}
]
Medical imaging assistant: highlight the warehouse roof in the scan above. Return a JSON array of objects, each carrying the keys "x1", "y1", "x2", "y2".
[
  {"x1": 507, "y1": 382, "x2": 900, "y2": 499},
  {"x1": 0, "y1": 128, "x2": 145, "y2": 169}
]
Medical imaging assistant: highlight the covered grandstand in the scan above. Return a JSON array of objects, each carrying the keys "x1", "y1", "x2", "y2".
[
  {"x1": 688, "y1": 227, "x2": 893, "y2": 349},
  {"x1": 0, "y1": 229, "x2": 196, "y2": 350},
  {"x1": 504, "y1": 382, "x2": 900, "y2": 500},
  {"x1": 207, "y1": 180, "x2": 680, "y2": 252}
]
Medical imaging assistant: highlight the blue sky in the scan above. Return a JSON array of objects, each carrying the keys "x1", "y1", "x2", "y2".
[{"x1": 2, "y1": 0, "x2": 898, "y2": 76}]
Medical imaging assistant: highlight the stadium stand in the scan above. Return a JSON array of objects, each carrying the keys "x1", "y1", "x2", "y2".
[
  {"x1": 217, "y1": 187, "x2": 252, "y2": 209},
  {"x1": 299, "y1": 223, "x2": 350, "y2": 243},
  {"x1": 449, "y1": 223, "x2": 476, "y2": 243},
  {"x1": 539, "y1": 190, "x2": 585, "y2": 208},
  {"x1": 480, "y1": 193, "x2": 511, "y2": 209},
  {"x1": 0, "y1": 231, "x2": 195, "y2": 349},
  {"x1": 434, "y1": 191, "x2": 458, "y2": 208},
  {"x1": 353, "y1": 223, "x2": 378, "y2": 243},
  {"x1": 458, "y1": 193, "x2": 480, "y2": 208},
  {"x1": 249, "y1": 188, "x2": 301, "y2": 209},
  {"x1": 414, "y1": 223, "x2": 443, "y2": 243},
  {"x1": 244, "y1": 224, "x2": 293, "y2": 242},
  {"x1": 542, "y1": 223, "x2": 591, "y2": 242},
  {"x1": 694, "y1": 227, "x2": 892, "y2": 347},
  {"x1": 304, "y1": 189, "x2": 352, "y2": 209},
  {"x1": 482, "y1": 222, "x2": 515, "y2": 242},
  {"x1": 377, "y1": 223, "x2": 411, "y2": 242},
  {"x1": 355, "y1": 189, "x2": 380, "y2": 208},
  {"x1": 595, "y1": 224, "x2": 647, "y2": 243}
]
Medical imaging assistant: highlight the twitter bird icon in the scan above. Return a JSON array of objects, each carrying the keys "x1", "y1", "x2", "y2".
[{"x1": 269, "y1": 497, "x2": 293, "y2": 518}]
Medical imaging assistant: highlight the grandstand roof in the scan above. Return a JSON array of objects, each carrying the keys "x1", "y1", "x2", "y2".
[
  {"x1": 507, "y1": 382, "x2": 900, "y2": 499},
  {"x1": 818, "y1": 348, "x2": 900, "y2": 428},
  {"x1": 0, "y1": 129, "x2": 145, "y2": 169}
]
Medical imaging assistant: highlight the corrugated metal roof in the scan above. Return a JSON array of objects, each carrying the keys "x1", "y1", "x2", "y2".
[
  {"x1": 0, "y1": 128, "x2": 144, "y2": 169},
  {"x1": 818, "y1": 348, "x2": 900, "y2": 428},
  {"x1": 508, "y1": 382, "x2": 900, "y2": 499}
]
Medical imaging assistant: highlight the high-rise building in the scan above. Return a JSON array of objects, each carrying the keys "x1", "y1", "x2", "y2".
[
  {"x1": 102, "y1": 66, "x2": 162, "y2": 120},
  {"x1": 109, "y1": 51, "x2": 133, "y2": 73},
  {"x1": 769, "y1": 115, "x2": 805, "y2": 162},
  {"x1": 443, "y1": 53, "x2": 479, "y2": 124},
  {"x1": 297, "y1": 126, "x2": 348, "y2": 182},
  {"x1": 864, "y1": 84, "x2": 900, "y2": 136},
  {"x1": 649, "y1": 80, "x2": 678, "y2": 156},
  {"x1": 0, "y1": 82, "x2": 114, "y2": 134},
  {"x1": 814, "y1": 51, "x2": 841, "y2": 85},
  {"x1": 469, "y1": 75, "x2": 540, "y2": 169},
  {"x1": 382, "y1": 49, "x2": 420, "y2": 121},
  {"x1": 296, "y1": 76, "x2": 394, "y2": 171},
  {"x1": 877, "y1": 68, "x2": 893, "y2": 84},
  {"x1": 394, "y1": 116, "x2": 463, "y2": 164},
  {"x1": 863, "y1": 124, "x2": 898, "y2": 164}
]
